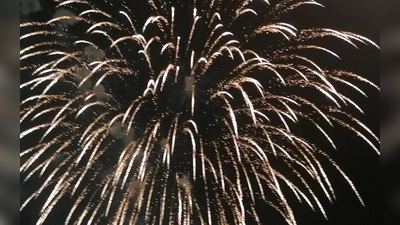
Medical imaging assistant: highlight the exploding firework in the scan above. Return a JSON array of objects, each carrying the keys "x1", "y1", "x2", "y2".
[{"x1": 20, "y1": 0, "x2": 379, "y2": 224}]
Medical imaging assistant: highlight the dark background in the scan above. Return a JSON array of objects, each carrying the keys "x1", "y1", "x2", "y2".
[
  {"x1": 19, "y1": 0, "x2": 379, "y2": 225},
  {"x1": 381, "y1": 1, "x2": 400, "y2": 224}
]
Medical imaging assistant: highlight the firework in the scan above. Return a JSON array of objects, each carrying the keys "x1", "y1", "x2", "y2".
[{"x1": 20, "y1": 0, "x2": 379, "y2": 224}]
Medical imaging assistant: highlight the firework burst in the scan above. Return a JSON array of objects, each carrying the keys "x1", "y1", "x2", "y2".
[{"x1": 20, "y1": 0, "x2": 379, "y2": 224}]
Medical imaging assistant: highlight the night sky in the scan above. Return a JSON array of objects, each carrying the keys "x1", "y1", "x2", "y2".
[{"x1": 20, "y1": 0, "x2": 379, "y2": 224}]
